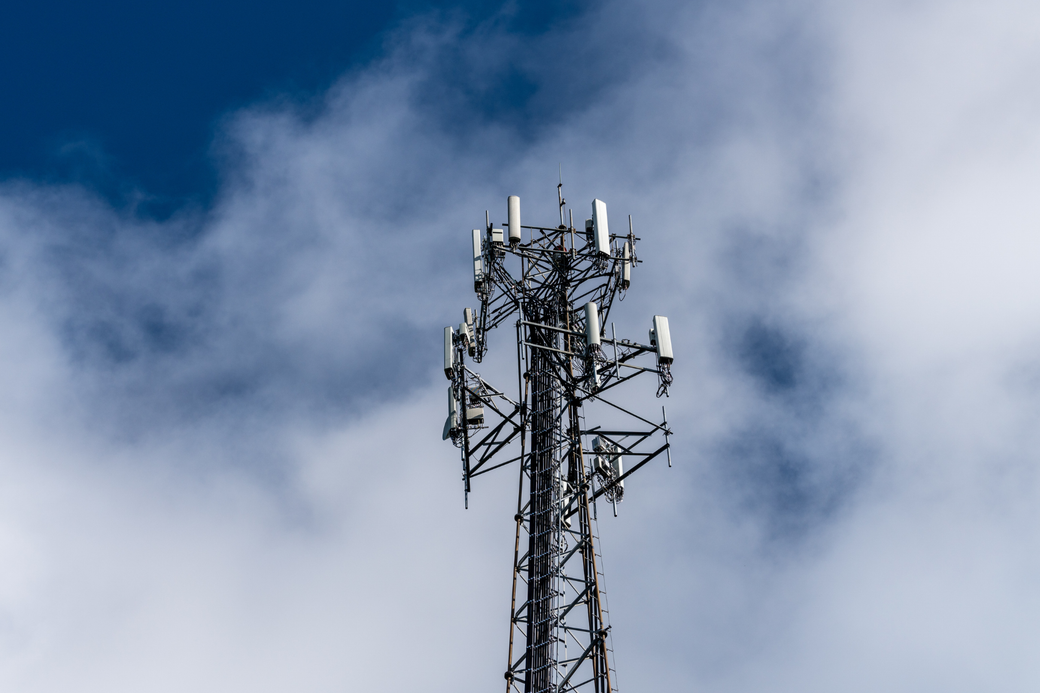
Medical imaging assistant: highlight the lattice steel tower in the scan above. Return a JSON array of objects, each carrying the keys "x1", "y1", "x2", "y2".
[{"x1": 442, "y1": 182, "x2": 675, "y2": 693}]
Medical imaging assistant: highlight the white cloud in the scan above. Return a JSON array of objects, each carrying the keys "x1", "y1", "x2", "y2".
[{"x1": 0, "y1": 0, "x2": 1039, "y2": 690}]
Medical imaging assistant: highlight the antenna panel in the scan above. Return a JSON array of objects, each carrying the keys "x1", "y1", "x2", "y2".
[
  {"x1": 584, "y1": 302, "x2": 601, "y2": 349},
  {"x1": 444, "y1": 326, "x2": 455, "y2": 378},
  {"x1": 650, "y1": 315, "x2": 673, "y2": 364},
  {"x1": 592, "y1": 199, "x2": 610, "y2": 256},
  {"x1": 472, "y1": 229, "x2": 484, "y2": 291},
  {"x1": 443, "y1": 385, "x2": 459, "y2": 440},
  {"x1": 508, "y1": 196, "x2": 521, "y2": 245}
]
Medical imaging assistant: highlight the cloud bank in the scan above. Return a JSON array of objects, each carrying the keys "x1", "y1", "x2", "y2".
[{"x1": 1, "y1": 1, "x2": 1039, "y2": 690}]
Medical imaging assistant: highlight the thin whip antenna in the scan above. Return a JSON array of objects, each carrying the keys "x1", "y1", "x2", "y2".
[
  {"x1": 557, "y1": 164, "x2": 566, "y2": 228},
  {"x1": 569, "y1": 209, "x2": 575, "y2": 257}
]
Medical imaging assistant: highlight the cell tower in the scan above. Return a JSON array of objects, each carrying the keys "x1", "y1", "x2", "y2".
[{"x1": 442, "y1": 181, "x2": 675, "y2": 693}]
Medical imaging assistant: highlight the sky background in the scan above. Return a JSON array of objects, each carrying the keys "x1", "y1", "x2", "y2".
[{"x1": 2, "y1": 0, "x2": 1040, "y2": 691}]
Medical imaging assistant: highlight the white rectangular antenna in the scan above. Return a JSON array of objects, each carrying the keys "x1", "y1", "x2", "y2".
[
  {"x1": 584, "y1": 302, "x2": 601, "y2": 349},
  {"x1": 592, "y1": 199, "x2": 609, "y2": 256},
  {"x1": 508, "y1": 196, "x2": 521, "y2": 245},
  {"x1": 650, "y1": 315, "x2": 673, "y2": 364},
  {"x1": 463, "y1": 308, "x2": 476, "y2": 356},
  {"x1": 444, "y1": 326, "x2": 455, "y2": 378},
  {"x1": 472, "y1": 229, "x2": 484, "y2": 291},
  {"x1": 443, "y1": 385, "x2": 458, "y2": 440},
  {"x1": 459, "y1": 321, "x2": 475, "y2": 358}
]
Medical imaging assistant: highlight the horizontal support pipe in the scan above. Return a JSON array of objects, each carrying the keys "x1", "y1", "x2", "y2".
[
  {"x1": 520, "y1": 320, "x2": 585, "y2": 338},
  {"x1": 521, "y1": 342, "x2": 582, "y2": 358}
]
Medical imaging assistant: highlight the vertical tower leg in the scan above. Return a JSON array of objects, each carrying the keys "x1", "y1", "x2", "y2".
[{"x1": 525, "y1": 334, "x2": 558, "y2": 693}]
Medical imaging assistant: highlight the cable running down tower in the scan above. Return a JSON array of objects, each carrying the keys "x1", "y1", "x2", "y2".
[{"x1": 442, "y1": 183, "x2": 675, "y2": 693}]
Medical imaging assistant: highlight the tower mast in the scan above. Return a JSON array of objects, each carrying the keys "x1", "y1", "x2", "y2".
[{"x1": 443, "y1": 186, "x2": 675, "y2": 693}]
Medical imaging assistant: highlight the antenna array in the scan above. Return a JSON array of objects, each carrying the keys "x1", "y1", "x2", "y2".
[{"x1": 442, "y1": 184, "x2": 675, "y2": 693}]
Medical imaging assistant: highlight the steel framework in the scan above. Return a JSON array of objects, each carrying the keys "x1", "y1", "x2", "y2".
[{"x1": 443, "y1": 182, "x2": 675, "y2": 693}]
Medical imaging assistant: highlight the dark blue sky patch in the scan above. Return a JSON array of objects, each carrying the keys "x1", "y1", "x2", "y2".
[
  {"x1": 67, "y1": 303, "x2": 189, "y2": 364},
  {"x1": 725, "y1": 432, "x2": 826, "y2": 536},
  {"x1": 737, "y1": 319, "x2": 803, "y2": 394},
  {"x1": 711, "y1": 309, "x2": 872, "y2": 543},
  {"x1": 137, "y1": 304, "x2": 188, "y2": 354},
  {"x1": 718, "y1": 424, "x2": 868, "y2": 544},
  {"x1": 481, "y1": 0, "x2": 587, "y2": 35},
  {"x1": 406, "y1": 1, "x2": 665, "y2": 148},
  {"x1": 59, "y1": 297, "x2": 438, "y2": 442},
  {"x1": 58, "y1": 289, "x2": 206, "y2": 367},
  {"x1": 0, "y1": 0, "x2": 582, "y2": 212},
  {"x1": 43, "y1": 216, "x2": 437, "y2": 431},
  {"x1": 723, "y1": 313, "x2": 848, "y2": 426},
  {"x1": 0, "y1": 0, "x2": 395, "y2": 206},
  {"x1": 35, "y1": 214, "x2": 213, "y2": 369}
]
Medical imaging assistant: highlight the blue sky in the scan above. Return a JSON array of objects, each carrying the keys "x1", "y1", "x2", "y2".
[
  {"x1": 0, "y1": 0, "x2": 580, "y2": 212},
  {"x1": 3, "y1": 1, "x2": 1040, "y2": 691}
]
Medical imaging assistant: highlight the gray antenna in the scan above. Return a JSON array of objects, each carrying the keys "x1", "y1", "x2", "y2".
[
  {"x1": 441, "y1": 183, "x2": 676, "y2": 693},
  {"x1": 628, "y1": 214, "x2": 638, "y2": 263},
  {"x1": 557, "y1": 164, "x2": 566, "y2": 228}
]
